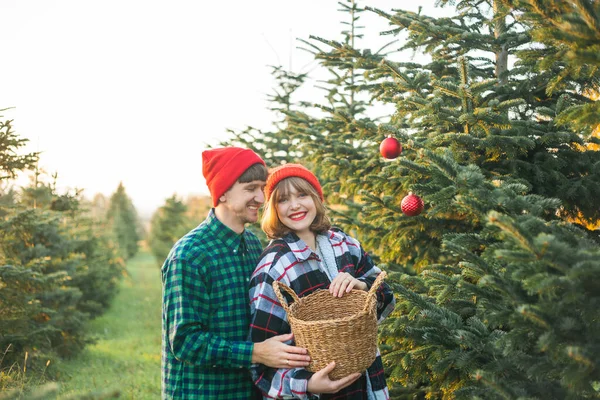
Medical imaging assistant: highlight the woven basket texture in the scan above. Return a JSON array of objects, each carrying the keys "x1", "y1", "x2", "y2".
[{"x1": 273, "y1": 272, "x2": 386, "y2": 380}]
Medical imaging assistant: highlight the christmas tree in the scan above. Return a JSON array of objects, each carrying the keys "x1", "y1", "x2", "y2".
[
  {"x1": 1, "y1": 110, "x2": 124, "y2": 389},
  {"x1": 504, "y1": 0, "x2": 600, "y2": 133},
  {"x1": 224, "y1": 0, "x2": 600, "y2": 397},
  {"x1": 222, "y1": 65, "x2": 310, "y2": 167},
  {"x1": 0, "y1": 111, "x2": 38, "y2": 181},
  {"x1": 148, "y1": 195, "x2": 192, "y2": 265},
  {"x1": 106, "y1": 182, "x2": 141, "y2": 260}
]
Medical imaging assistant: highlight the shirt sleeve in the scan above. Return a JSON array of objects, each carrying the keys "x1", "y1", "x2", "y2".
[
  {"x1": 248, "y1": 251, "x2": 315, "y2": 400},
  {"x1": 162, "y1": 255, "x2": 253, "y2": 368},
  {"x1": 346, "y1": 235, "x2": 396, "y2": 322}
]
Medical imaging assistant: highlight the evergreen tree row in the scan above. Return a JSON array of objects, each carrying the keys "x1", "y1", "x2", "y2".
[
  {"x1": 0, "y1": 112, "x2": 140, "y2": 392},
  {"x1": 223, "y1": 0, "x2": 600, "y2": 398},
  {"x1": 148, "y1": 194, "x2": 211, "y2": 266}
]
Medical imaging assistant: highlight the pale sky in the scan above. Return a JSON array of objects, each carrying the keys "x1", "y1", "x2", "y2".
[{"x1": 1, "y1": 0, "x2": 438, "y2": 218}]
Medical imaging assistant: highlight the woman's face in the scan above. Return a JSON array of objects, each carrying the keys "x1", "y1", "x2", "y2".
[{"x1": 275, "y1": 184, "x2": 317, "y2": 236}]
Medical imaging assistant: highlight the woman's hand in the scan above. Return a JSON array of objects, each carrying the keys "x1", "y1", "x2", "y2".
[
  {"x1": 307, "y1": 361, "x2": 361, "y2": 394},
  {"x1": 329, "y1": 272, "x2": 367, "y2": 297}
]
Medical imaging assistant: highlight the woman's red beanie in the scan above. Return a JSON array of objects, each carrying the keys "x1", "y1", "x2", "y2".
[
  {"x1": 264, "y1": 164, "x2": 323, "y2": 203},
  {"x1": 202, "y1": 147, "x2": 266, "y2": 207}
]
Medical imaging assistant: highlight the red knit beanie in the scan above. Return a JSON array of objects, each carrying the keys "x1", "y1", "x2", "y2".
[
  {"x1": 264, "y1": 164, "x2": 323, "y2": 203},
  {"x1": 202, "y1": 147, "x2": 266, "y2": 207}
]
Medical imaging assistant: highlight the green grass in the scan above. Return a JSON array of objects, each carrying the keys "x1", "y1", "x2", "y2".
[{"x1": 56, "y1": 250, "x2": 162, "y2": 399}]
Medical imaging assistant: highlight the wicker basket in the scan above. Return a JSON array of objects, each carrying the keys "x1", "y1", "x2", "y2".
[{"x1": 273, "y1": 272, "x2": 386, "y2": 380}]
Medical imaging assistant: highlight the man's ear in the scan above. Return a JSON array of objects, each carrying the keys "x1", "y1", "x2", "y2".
[{"x1": 219, "y1": 194, "x2": 227, "y2": 203}]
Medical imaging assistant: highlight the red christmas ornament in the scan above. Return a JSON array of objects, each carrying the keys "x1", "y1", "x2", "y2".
[
  {"x1": 379, "y1": 135, "x2": 402, "y2": 159},
  {"x1": 401, "y1": 192, "x2": 424, "y2": 216}
]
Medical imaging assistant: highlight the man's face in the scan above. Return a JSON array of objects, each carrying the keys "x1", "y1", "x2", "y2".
[{"x1": 220, "y1": 179, "x2": 266, "y2": 225}]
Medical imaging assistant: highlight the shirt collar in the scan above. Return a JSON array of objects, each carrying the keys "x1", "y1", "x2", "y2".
[
  {"x1": 206, "y1": 208, "x2": 244, "y2": 250},
  {"x1": 280, "y1": 230, "x2": 342, "y2": 262}
]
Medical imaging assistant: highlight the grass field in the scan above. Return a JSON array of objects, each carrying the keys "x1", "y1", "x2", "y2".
[{"x1": 57, "y1": 250, "x2": 162, "y2": 399}]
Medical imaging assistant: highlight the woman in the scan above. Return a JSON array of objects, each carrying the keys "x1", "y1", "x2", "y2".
[{"x1": 248, "y1": 164, "x2": 395, "y2": 400}]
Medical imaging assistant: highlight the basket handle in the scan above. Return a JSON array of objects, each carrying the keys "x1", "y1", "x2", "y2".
[
  {"x1": 272, "y1": 280, "x2": 300, "y2": 314},
  {"x1": 363, "y1": 271, "x2": 387, "y2": 312}
]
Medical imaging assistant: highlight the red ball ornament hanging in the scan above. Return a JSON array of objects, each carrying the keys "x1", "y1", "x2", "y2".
[
  {"x1": 379, "y1": 135, "x2": 402, "y2": 159},
  {"x1": 401, "y1": 192, "x2": 424, "y2": 216}
]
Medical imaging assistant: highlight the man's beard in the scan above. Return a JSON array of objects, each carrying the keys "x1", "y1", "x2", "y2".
[{"x1": 236, "y1": 201, "x2": 261, "y2": 224}]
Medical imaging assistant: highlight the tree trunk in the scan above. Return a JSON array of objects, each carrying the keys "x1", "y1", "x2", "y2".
[{"x1": 494, "y1": 0, "x2": 509, "y2": 85}]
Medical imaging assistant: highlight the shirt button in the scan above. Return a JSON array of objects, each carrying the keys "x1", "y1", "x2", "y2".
[{"x1": 233, "y1": 249, "x2": 237, "y2": 254}]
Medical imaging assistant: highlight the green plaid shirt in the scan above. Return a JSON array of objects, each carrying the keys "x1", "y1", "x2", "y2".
[{"x1": 161, "y1": 209, "x2": 262, "y2": 399}]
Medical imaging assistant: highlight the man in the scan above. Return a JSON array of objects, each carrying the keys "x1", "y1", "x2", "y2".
[{"x1": 161, "y1": 147, "x2": 310, "y2": 399}]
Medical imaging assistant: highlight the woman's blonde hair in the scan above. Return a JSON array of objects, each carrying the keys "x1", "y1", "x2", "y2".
[{"x1": 261, "y1": 176, "x2": 331, "y2": 239}]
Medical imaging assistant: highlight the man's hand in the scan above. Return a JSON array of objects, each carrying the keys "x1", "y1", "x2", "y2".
[
  {"x1": 252, "y1": 333, "x2": 310, "y2": 368},
  {"x1": 307, "y1": 361, "x2": 362, "y2": 394}
]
